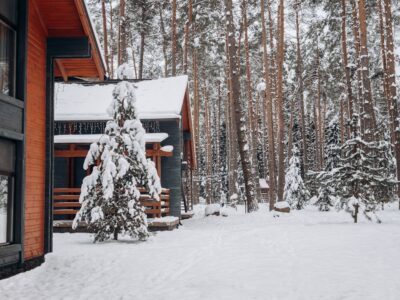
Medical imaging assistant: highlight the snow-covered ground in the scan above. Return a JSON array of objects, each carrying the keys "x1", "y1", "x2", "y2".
[{"x1": 1, "y1": 204, "x2": 400, "y2": 300}]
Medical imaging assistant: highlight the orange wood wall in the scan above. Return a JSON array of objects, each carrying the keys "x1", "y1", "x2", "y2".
[{"x1": 24, "y1": 0, "x2": 47, "y2": 260}]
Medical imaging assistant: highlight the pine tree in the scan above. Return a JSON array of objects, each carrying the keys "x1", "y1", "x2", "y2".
[
  {"x1": 283, "y1": 146, "x2": 310, "y2": 209},
  {"x1": 314, "y1": 114, "x2": 341, "y2": 211},
  {"x1": 73, "y1": 64, "x2": 161, "y2": 242},
  {"x1": 333, "y1": 115, "x2": 397, "y2": 223}
]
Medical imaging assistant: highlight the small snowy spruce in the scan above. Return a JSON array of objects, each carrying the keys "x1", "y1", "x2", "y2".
[
  {"x1": 283, "y1": 146, "x2": 310, "y2": 209},
  {"x1": 333, "y1": 115, "x2": 397, "y2": 223},
  {"x1": 314, "y1": 114, "x2": 341, "y2": 211},
  {"x1": 73, "y1": 64, "x2": 161, "y2": 242}
]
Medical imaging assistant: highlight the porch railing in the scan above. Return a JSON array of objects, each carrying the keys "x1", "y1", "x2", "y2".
[{"x1": 53, "y1": 187, "x2": 170, "y2": 222}]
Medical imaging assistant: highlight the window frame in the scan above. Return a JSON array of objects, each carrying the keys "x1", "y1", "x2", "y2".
[
  {"x1": 0, "y1": 171, "x2": 14, "y2": 246},
  {"x1": 0, "y1": 17, "x2": 17, "y2": 98}
]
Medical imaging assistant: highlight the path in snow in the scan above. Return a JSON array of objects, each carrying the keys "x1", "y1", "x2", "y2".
[{"x1": 1, "y1": 205, "x2": 400, "y2": 300}]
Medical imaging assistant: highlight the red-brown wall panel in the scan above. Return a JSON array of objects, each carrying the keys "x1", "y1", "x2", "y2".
[{"x1": 24, "y1": 0, "x2": 47, "y2": 260}]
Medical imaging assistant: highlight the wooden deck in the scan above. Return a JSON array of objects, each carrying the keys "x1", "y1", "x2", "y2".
[{"x1": 53, "y1": 187, "x2": 171, "y2": 229}]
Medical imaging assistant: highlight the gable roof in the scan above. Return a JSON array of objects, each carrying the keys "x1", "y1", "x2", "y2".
[{"x1": 55, "y1": 76, "x2": 189, "y2": 121}]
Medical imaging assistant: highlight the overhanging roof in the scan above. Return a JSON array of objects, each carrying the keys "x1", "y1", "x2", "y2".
[
  {"x1": 34, "y1": 0, "x2": 106, "y2": 80},
  {"x1": 55, "y1": 76, "x2": 189, "y2": 121}
]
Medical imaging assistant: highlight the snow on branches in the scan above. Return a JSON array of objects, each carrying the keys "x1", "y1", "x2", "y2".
[
  {"x1": 283, "y1": 146, "x2": 310, "y2": 209},
  {"x1": 73, "y1": 64, "x2": 161, "y2": 242}
]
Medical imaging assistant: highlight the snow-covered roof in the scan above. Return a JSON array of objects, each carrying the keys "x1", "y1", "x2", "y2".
[
  {"x1": 259, "y1": 178, "x2": 269, "y2": 189},
  {"x1": 55, "y1": 76, "x2": 188, "y2": 121},
  {"x1": 54, "y1": 133, "x2": 169, "y2": 144}
]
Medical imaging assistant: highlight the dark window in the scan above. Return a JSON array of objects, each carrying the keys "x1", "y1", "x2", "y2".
[
  {"x1": 0, "y1": 20, "x2": 16, "y2": 97},
  {"x1": 0, "y1": 138, "x2": 15, "y2": 245}
]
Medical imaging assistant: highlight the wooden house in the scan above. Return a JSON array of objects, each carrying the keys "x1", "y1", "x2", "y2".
[
  {"x1": 0, "y1": 0, "x2": 105, "y2": 278},
  {"x1": 52, "y1": 77, "x2": 196, "y2": 223}
]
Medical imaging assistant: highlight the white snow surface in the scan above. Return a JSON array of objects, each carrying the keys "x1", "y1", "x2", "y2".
[
  {"x1": 54, "y1": 76, "x2": 188, "y2": 121},
  {"x1": 1, "y1": 205, "x2": 400, "y2": 300},
  {"x1": 54, "y1": 133, "x2": 169, "y2": 144}
]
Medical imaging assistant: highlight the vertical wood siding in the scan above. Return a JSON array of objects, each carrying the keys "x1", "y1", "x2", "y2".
[{"x1": 24, "y1": 0, "x2": 46, "y2": 260}]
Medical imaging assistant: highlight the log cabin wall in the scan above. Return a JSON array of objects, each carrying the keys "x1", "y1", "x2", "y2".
[{"x1": 23, "y1": 0, "x2": 47, "y2": 260}]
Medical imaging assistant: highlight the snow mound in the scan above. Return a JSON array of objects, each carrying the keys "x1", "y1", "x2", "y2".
[{"x1": 205, "y1": 204, "x2": 221, "y2": 216}]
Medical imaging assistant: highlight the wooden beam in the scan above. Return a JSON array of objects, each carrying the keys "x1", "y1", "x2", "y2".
[
  {"x1": 55, "y1": 59, "x2": 68, "y2": 82},
  {"x1": 74, "y1": 0, "x2": 106, "y2": 80},
  {"x1": 55, "y1": 150, "x2": 87, "y2": 158},
  {"x1": 32, "y1": 0, "x2": 48, "y2": 36}
]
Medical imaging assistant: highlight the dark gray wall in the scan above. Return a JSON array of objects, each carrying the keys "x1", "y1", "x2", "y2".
[{"x1": 160, "y1": 119, "x2": 182, "y2": 217}]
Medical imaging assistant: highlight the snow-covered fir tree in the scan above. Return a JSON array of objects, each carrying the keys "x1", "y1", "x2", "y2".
[
  {"x1": 283, "y1": 146, "x2": 310, "y2": 209},
  {"x1": 73, "y1": 64, "x2": 161, "y2": 242},
  {"x1": 314, "y1": 114, "x2": 341, "y2": 211},
  {"x1": 333, "y1": 115, "x2": 397, "y2": 223}
]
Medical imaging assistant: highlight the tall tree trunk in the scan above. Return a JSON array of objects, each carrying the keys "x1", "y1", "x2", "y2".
[
  {"x1": 109, "y1": 0, "x2": 115, "y2": 78},
  {"x1": 295, "y1": 1, "x2": 308, "y2": 179},
  {"x1": 118, "y1": 0, "x2": 127, "y2": 65},
  {"x1": 261, "y1": 0, "x2": 276, "y2": 210},
  {"x1": 138, "y1": 6, "x2": 146, "y2": 80},
  {"x1": 276, "y1": 0, "x2": 285, "y2": 201},
  {"x1": 383, "y1": 0, "x2": 400, "y2": 198},
  {"x1": 159, "y1": 7, "x2": 169, "y2": 77},
  {"x1": 101, "y1": 0, "x2": 110, "y2": 75},
  {"x1": 358, "y1": 0, "x2": 376, "y2": 141},
  {"x1": 341, "y1": 0, "x2": 354, "y2": 121},
  {"x1": 172, "y1": 0, "x2": 177, "y2": 76},
  {"x1": 242, "y1": 0, "x2": 261, "y2": 201},
  {"x1": 377, "y1": 0, "x2": 390, "y2": 113},
  {"x1": 351, "y1": 0, "x2": 362, "y2": 116},
  {"x1": 224, "y1": 0, "x2": 258, "y2": 212}
]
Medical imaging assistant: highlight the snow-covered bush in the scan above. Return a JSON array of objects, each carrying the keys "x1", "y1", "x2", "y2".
[
  {"x1": 283, "y1": 146, "x2": 310, "y2": 209},
  {"x1": 73, "y1": 64, "x2": 161, "y2": 242}
]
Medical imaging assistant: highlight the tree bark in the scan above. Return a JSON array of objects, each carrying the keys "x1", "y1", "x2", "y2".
[
  {"x1": 261, "y1": 0, "x2": 276, "y2": 210},
  {"x1": 224, "y1": 0, "x2": 258, "y2": 212},
  {"x1": 295, "y1": 1, "x2": 308, "y2": 179},
  {"x1": 172, "y1": 0, "x2": 177, "y2": 76},
  {"x1": 383, "y1": 0, "x2": 400, "y2": 198},
  {"x1": 159, "y1": 6, "x2": 169, "y2": 77},
  {"x1": 101, "y1": 0, "x2": 110, "y2": 75},
  {"x1": 118, "y1": 0, "x2": 127, "y2": 65},
  {"x1": 341, "y1": 0, "x2": 354, "y2": 121},
  {"x1": 276, "y1": 0, "x2": 285, "y2": 201},
  {"x1": 358, "y1": 0, "x2": 376, "y2": 141}
]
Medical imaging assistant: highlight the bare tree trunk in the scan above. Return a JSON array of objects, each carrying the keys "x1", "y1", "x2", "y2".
[
  {"x1": 118, "y1": 0, "x2": 127, "y2": 65},
  {"x1": 377, "y1": 0, "x2": 391, "y2": 118},
  {"x1": 351, "y1": 0, "x2": 363, "y2": 116},
  {"x1": 295, "y1": 1, "x2": 308, "y2": 179},
  {"x1": 383, "y1": 0, "x2": 400, "y2": 199},
  {"x1": 358, "y1": 0, "x2": 377, "y2": 141},
  {"x1": 276, "y1": 0, "x2": 285, "y2": 201},
  {"x1": 315, "y1": 43, "x2": 323, "y2": 170},
  {"x1": 242, "y1": 0, "x2": 261, "y2": 201},
  {"x1": 203, "y1": 72, "x2": 212, "y2": 204},
  {"x1": 159, "y1": 7, "x2": 169, "y2": 77},
  {"x1": 172, "y1": 0, "x2": 177, "y2": 76},
  {"x1": 341, "y1": 0, "x2": 354, "y2": 121},
  {"x1": 109, "y1": 0, "x2": 115, "y2": 78},
  {"x1": 224, "y1": 0, "x2": 258, "y2": 212},
  {"x1": 261, "y1": 0, "x2": 276, "y2": 210},
  {"x1": 101, "y1": 0, "x2": 110, "y2": 75}
]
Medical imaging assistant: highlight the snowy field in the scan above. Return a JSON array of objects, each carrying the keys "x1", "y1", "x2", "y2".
[{"x1": 1, "y1": 204, "x2": 400, "y2": 300}]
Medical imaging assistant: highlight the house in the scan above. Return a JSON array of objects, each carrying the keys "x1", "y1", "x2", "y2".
[
  {"x1": 52, "y1": 77, "x2": 196, "y2": 222},
  {"x1": 0, "y1": 0, "x2": 105, "y2": 278}
]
